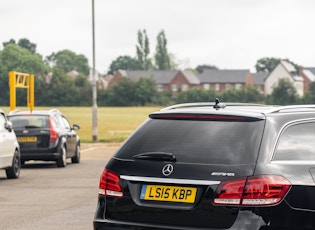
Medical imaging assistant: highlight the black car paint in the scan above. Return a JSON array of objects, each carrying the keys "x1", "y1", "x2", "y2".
[
  {"x1": 94, "y1": 104, "x2": 315, "y2": 229},
  {"x1": 8, "y1": 110, "x2": 80, "y2": 164}
]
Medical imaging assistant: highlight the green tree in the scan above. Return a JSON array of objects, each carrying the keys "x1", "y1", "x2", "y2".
[
  {"x1": 73, "y1": 74, "x2": 92, "y2": 106},
  {"x1": 136, "y1": 29, "x2": 152, "y2": 70},
  {"x1": 46, "y1": 50, "x2": 89, "y2": 76},
  {"x1": 176, "y1": 88, "x2": 216, "y2": 103},
  {"x1": 0, "y1": 43, "x2": 49, "y2": 105},
  {"x1": 107, "y1": 55, "x2": 141, "y2": 75},
  {"x1": 219, "y1": 86, "x2": 264, "y2": 103},
  {"x1": 17, "y1": 38, "x2": 37, "y2": 54},
  {"x1": 153, "y1": 91, "x2": 174, "y2": 106},
  {"x1": 154, "y1": 30, "x2": 171, "y2": 70},
  {"x1": 3, "y1": 38, "x2": 37, "y2": 54},
  {"x1": 196, "y1": 65, "x2": 218, "y2": 73},
  {"x1": 239, "y1": 85, "x2": 265, "y2": 103},
  {"x1": 43, "y1": 68, "x2": 77, "y2": 106},
  {"x1": 135, "y1": 77, "x2": 157, "y2": 105},
  {"x1": 186, "y1": 88, "x2": 213, "y2": 102},
  {"x1": 303, "y1": 82, "x2": 315, "y2": 104},
  {"x1": 0, "y1": 43, "x2": 47, "y2": 75},
  {"x1": 255, "y1": 57, "x2": 301, "y2": 73},
  {"x1": 267, "y1": 78, "x2": 298, "y2": 105},
  {"x1": 220, "y1": 89, "x2": 241, "y2": 102},
  {"x1": 106, "y1": 77, "x2": 137, "y2": 106},
  {"x1": 222, "y1": 86, "x2": 264, "y2": 103},
  {"x1": 3, "y1": 39, "x2": 17, "y2": 48},
  {"x1": 255, "y1": 57, "x2": 281, "y2": 73}
]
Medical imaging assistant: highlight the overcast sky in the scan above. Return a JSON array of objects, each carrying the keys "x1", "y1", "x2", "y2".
[{"x1": 2, "y1": 0, "x2": 315, "y2": 73}]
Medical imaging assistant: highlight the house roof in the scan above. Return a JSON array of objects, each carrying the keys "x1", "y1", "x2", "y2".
[
  {"x1": 197, "y1": 69, "x2": 250, "y2": 84},
  {"x1": 181, "y1": 70, "x2": 200, "y2": 84},
  {"x1": 118, "y1": 70, "x2": 178, "y2": 84},
  {"x1": 118, "y1": 70, "x2": 200, "y2": 85},
  {"x1": 67, "y1": 70, "x2": 79, "y2": 78},
  {"x1": 303, "y1": 69, "x2": 315, "y2": 81},
  {"x1": 281, "y1": 60, "x2": 296, "y2": 72},
  {"x1": 252, "y1": 72, "x2": 268, "y2": 85},
  {"x1": 280, "y1": 60, "x2": 304, "y2": 81},
  {"x1": 305, "y1": 67, "x2": 315, "y2": 75}
]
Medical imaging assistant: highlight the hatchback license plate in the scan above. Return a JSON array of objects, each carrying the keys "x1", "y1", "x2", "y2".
[
  {"x1": 140, "y1": 185, "x2": 197, "y2": 203},
  {"x1": 18, "y1": 136, "x2": 37, "y2": 142}
]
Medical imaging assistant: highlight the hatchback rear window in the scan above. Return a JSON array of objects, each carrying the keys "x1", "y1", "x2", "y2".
[
  {"x1": 9, "y1": 115, "x2": 49, "y2": 129},
  {"x1": 115, "y1": 118, "x2": 265, "y2": 165}
]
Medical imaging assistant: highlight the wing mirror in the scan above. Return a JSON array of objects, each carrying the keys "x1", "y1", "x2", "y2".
[
  {"x1": 5, "y1": 121, "x2": 13, "y2": 132},
  {"x1": 72, "y1": 124, "x2": 80, "y2": 130}
]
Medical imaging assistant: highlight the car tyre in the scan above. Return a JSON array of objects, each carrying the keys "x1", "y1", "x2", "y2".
[
  {"x1": 6, "y1": 149, "x2": 21, "y2": 179},
  {"x1": 71, "y1": 144, "x2": 80, "y2": 164},
  {"x1": 56, "y1": 146, "x2": 67, "y2": 168}
]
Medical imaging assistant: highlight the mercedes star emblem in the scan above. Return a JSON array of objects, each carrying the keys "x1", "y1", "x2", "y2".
[{"x1": 162, "y1": 164, "x2": 174, "y2": 176}]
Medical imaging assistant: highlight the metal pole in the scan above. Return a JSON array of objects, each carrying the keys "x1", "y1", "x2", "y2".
[{"x1": 92, "y1": 0, "x2": 98, "y2": 141}]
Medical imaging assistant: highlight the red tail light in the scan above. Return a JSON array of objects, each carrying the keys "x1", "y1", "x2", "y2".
[
  {"x1": 49, "y1": 117, "x2": 59, "y2": 142},
  {"x1": 213, "y1": 178, "x2": 246, "y2": 205},
  {"x1": 213, "y1": 175, "x2": 291, "y2": 206},
  {"x1": 99, "y1": 169, "x2": 123, "y2": 197}
]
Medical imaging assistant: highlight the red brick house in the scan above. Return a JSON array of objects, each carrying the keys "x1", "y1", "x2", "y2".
[
  {"x1": 252, "y1": 72, "x2": 268, "y2": 94},
  {"x1": 196, "y1": 69, "x2": 254, "y2": 92},
  {"x1": 107, "y1": 69, "x2": 268, "y2": 94},
  {"x1": 108, "y1": 70, "x2": 200, "y2": 92},
  {"x1": 300, "y1": 67, "x2": 315, "y2": 94},
  {"x1": 169, "y1": 70, "x2": 200, "y2": 92}
]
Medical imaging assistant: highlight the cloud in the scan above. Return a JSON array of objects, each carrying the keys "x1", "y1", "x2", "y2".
[{"x1": 2, "y1": 0, "x2": 315, "y2": 73}]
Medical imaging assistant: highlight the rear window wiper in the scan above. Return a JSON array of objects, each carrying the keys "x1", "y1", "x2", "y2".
[
  {"x1": 25, "y1": 125, "x2": 41, "y2": 128},
  {"x1": 133, "y1": 152, "x2": 176, "y2": 162}
]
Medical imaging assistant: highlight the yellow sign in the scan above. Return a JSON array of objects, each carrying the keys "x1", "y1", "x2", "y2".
[{"x1": 9, "y1": 71, "x2": 34, "y2": 111}]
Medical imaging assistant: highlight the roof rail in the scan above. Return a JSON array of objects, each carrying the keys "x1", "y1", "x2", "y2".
[
  {"x1": 266, "y1": 105, "x2": 315, "y2": 113},
  {"x1": 160, "y1": 102, "x2": 266, "y2": 111},
  {"x1": 48, "y1": 109, "x2": 60, "y2": 113},
  {"x1": 8, "y1": 109, "x2": 20, "y2": 115}
]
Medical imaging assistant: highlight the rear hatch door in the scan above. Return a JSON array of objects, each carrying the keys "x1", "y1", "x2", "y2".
[
  {"x1": 9, "y1": 115, "x2": 50, "y2": 150},
  {"x1": 105, "y1": 111, "x2": 266, "y2": 229}
]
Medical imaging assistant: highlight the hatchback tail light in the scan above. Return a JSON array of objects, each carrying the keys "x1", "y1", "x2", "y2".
[
  {"x1": 99, "y1": 169, "x2": 123, "y2": 197},
  {"x1": 213, "y1": 175, "x2": 291, "y2": 206},
  {"x1": 49, "y1": 117, "x2": 59, "y2": 142}
]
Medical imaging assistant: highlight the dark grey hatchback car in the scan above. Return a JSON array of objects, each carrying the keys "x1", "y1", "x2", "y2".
[
  {"x1": 8, "y1": 109, "x2": 80, "y2": 167},
  {"x1": 94, "y1": 100, "x2": 315, "y2": 229}
]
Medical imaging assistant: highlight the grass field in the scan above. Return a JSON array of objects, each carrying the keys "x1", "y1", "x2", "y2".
[{"x1": 2, "y1": 106, "x2": 162, "y2": 143}]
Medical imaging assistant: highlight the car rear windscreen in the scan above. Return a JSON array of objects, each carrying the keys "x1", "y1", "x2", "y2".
[
  {"x1": 9, "y1": 115, "x2": 49, "y2": 129},
  {"x1": 115, "y1": 118, "x2": 265, "y2": 165}
]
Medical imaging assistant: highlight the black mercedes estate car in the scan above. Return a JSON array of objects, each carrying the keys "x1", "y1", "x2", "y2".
[
  {"x1": 94, "y1": 100, "x2": 315, "y2": 229},
  {"x1": 8, "y1": 109, "x2": 80, "y2": 167}
]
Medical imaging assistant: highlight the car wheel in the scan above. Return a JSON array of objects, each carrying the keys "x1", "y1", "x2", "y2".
[
  {"x1": 71, "y1": 144, "x2": 80, "y2": 164},
  {"x1": 6, "y1": 149, "x2": 21, "y2": 179},
  {"x1": 56, "y1": 146, "x2": 67, "y2": 168}
]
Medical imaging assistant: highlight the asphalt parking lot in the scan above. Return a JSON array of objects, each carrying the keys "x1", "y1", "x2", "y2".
[{"x1": 0, "y1": 143, "x2": 121, "y2": 230}]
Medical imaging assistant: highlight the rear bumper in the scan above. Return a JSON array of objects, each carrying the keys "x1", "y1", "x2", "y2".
[
  {"x1": 93, "y1": 218, "x2": 268, "y2": 230},
  {"x1": 93, "y1": 218, "x2": 270, "y2": 230},
  {"x1": 93, "y1": 199, "x2": 267, "y2": 230},
  {"x1": 94, "y1": 220, "x2": 169, "y2": 230},
  {"x1": 93, "y1": 219, "x2": 200, "y2": 230},
  {"x1": 94, "y1": 197, "x2": 315, "y2": 230},
  {"x1": 20, "y1": 147, "x2": 60, "y2": 161}
]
